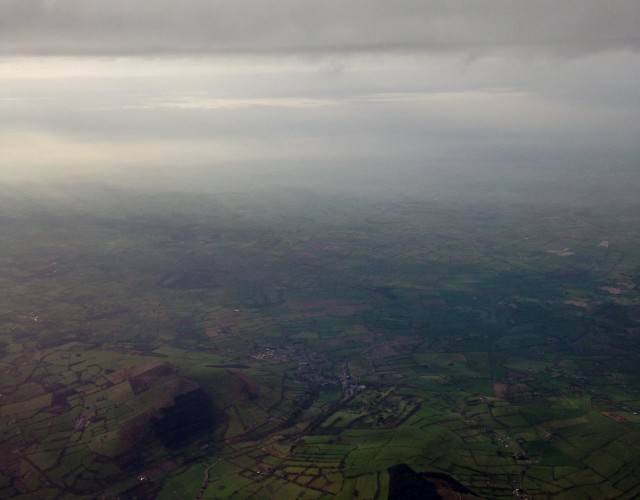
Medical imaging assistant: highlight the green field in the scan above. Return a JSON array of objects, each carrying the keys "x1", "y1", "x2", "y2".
[{"x1": 0, "y1": 183, "x2": 639, "y2": 499}]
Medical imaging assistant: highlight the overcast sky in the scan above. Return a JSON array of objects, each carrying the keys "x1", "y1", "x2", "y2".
[{"x1": 1, "y1": 1, "x2": 639, "y2": 191}]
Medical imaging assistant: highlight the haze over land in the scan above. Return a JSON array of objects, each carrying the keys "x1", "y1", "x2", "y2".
[
  {"x1": 1, "y1": 0, "x2": 639, "y2": 200},
  {"x1": 2, "y1": 2, "x2": 640, "y2": 499}
]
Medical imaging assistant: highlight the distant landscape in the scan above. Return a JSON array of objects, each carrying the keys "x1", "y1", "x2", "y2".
[
  {"x1": 1, "y1": 170, "x2": 639, "y2": 498},
  {"x1": 3, "y1": 1, "x2": 640, "y2": 498}
]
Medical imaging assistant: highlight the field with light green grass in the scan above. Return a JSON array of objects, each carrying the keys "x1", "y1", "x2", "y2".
[{"x1": 0, "y1": 184, "x2": 639, "y2": 498}]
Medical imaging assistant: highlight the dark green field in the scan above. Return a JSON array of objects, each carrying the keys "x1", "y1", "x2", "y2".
[{"x1": 1, "y1": 178, "x2": 639, "y2": 499}]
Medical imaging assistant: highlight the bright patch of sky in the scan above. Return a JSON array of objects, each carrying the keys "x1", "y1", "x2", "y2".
[{"x1": 1, "y1": 1, "x2": 639, "y2": 188}]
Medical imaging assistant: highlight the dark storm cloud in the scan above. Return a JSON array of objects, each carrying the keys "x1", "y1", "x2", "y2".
[{"x1": 1, "y1": 0, "x2": 639, "y2": 57}]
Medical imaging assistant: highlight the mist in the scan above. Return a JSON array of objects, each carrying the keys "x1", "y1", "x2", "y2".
[
  {"x1": 1, "y1": 2, "x2": 639, "y2": 205},
  {"x1": 2, "y1": 4, "x2": 640, "y2": 498},
  {"x1": 1, "y1": 51, "x2": 639, "y2": 206}
]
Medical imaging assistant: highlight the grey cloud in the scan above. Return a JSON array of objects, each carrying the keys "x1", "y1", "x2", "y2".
[{"x1": 1, "y1": 0, "x2": 639, "y2": 57}]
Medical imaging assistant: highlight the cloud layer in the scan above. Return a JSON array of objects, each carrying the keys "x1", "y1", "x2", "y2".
[
  {"x1": 1, "y1": 2, "x2": 639, "y2": 194},
  {"x1": 2, "y1": 0, "x2": 640, "y2": 57}
]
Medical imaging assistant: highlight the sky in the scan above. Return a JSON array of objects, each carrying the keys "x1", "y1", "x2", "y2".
[{"x1": 1, "y1": 1, "x2": 639, "y2": 194}]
